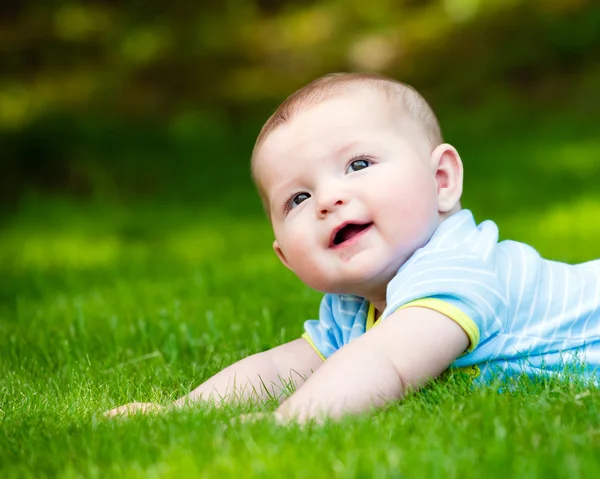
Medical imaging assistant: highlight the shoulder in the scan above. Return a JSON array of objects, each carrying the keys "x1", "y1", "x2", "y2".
[
  {"x1": 422, "y1": 209, "x2": 500, "y2": 260},
  {"x1": 388, "y1": 210, "x2": 501, "y2": 291},
  {"x1": 384, "y1": 210, "x2": 509, "y2": 329}
]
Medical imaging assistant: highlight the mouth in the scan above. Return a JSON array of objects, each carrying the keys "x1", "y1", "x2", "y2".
[{"x1": 330, "y1": 222, "x2": 373, "y2": 248}]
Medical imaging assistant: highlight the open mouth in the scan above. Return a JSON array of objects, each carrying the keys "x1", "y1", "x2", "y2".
[{"x1": 331, "y1": 222, "x2": 373, "y2": 247}]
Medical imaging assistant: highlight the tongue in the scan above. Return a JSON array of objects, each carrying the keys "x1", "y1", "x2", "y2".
[{"x1": 338, "y1": 224, "x2": 368, "y2": 244}]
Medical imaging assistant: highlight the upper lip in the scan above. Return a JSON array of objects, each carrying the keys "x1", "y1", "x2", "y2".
[{"x1": 328, "y1": 220, "x2": 372, "y2": 247}]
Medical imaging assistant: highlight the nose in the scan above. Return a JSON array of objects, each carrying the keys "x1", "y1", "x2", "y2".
[{"x1": 316, "y1": 189, "x2": 345, "y2": 218}]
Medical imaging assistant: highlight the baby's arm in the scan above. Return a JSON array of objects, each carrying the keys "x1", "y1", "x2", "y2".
[
  {"x1": 276, "y1": 307, "x2": 469, "y2": 422},
  {"x1": 105, "y1": 338, "x2": 323, "y2": 416},
  {"x1": 173, "y1": 338, "x2": 322, "y2": 407}
]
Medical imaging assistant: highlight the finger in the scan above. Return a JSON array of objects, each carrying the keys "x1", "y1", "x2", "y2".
[{"x1": 103, "y1": 402, "x2": 149, "y2": 418}]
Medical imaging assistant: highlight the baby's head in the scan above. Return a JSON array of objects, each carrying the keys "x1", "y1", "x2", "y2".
[
  {"x1": 252, "y1": 73, "x2": 444, "y2": 200},
  {"x1": 252, "y1": 73, "x2": 463, "y2": 300}
]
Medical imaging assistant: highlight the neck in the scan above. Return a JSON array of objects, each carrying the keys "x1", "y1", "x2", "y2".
[{"x1": 366, "y1": 295, "x2": 386, "y2": 320}]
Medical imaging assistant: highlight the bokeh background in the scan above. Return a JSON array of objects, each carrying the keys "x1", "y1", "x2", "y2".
[
  {"x1": 2, "y1": 3, "x2": 600, "y2": 475},
  {"x1": 1, "y1": 0, "x2": 600, "y2": 280}
]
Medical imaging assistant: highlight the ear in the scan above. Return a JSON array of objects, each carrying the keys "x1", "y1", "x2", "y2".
[
  {"x1": 273, "y1": 240, "x2": 292, "y2": 270},
  {"x1": 431, "y1": 143, "x2": 463, "y2": 214}
]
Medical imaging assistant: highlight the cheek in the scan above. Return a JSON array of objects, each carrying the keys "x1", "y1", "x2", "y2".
[
  {"x1": 377, "y1": 171, "x2": 436, "y2": 213},
  {"x1": 283, "y1": 246, "x2": 328, "y2": 291},
  {"x1": 276, "y1": 224, "x2": 330, "y2": 289},
  {"x1": 276, "y1": 223, "x2": 312, "y2": 265},
  {"x1": 376, "y1": 172, "x2": 438, "y2": 240}
]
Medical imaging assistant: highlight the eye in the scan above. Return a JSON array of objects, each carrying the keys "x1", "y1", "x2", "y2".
[
  {"x1": 346, "y1": 158, "x2": 371, "y2": 173},
  {"x1": 286, "y1": 192, "x2": 311, "y2": 212}
]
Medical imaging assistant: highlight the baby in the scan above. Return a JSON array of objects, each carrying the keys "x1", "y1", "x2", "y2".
[{"x1": 106, "y1": 72, "x2": 600, "y2": 422}]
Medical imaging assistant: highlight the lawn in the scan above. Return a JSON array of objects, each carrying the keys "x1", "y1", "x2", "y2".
[{"x1": 1, "y1": 104, "x2": 600, "y2": 477}]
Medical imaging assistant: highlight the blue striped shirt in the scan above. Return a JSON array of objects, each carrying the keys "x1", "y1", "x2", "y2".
[{"x1": 304, "y1": 209, "x2": 600, "y2": 383}]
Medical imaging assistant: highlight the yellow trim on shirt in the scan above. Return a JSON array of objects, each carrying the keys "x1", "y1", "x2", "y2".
[
  {"x1": 454, "y1": 364, "x2": 481, "y2": 378},
  {"x1": 302, "y1": 297, "x2": 479, "y2": 361},
  {"x1": 395, "y1": 298, "x2": 480, "y2": 352},
  {"x1": 303, "y1": 303, "x2": 376, "y2": 361},
  {"x1": 302, "y1": 332, "x2": 326, "y2": 361},
  {"x1": 365, "y1": 302, "x2": 376, "y2": 330}
]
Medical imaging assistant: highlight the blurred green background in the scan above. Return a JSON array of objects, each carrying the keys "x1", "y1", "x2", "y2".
[
  {"x1": 1, "y1": 0, "x2": 600, "y2": 281},
  {"x1": 1, "y1": 0, "x2": 598, "y2": 207}
]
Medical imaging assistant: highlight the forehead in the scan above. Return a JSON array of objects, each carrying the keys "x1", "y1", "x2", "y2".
[
  {"x1": 266, "y1": 88, "x2": 395, "y2": 150},
  {"x1": 254, "y1": 89, "x2": 397, "y2": 187}
]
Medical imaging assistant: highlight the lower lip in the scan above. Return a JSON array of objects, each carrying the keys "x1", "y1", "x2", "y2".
[{"x1": 330, "y1": 224, "x2": 373, "y2": 250}]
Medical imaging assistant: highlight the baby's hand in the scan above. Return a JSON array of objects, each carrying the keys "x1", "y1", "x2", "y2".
[
  {"x1": 235, "y1": 412, "x2": 285, "y2": 424},
  {"x1": 103, "y1": 402, "x2": 163, "y2": 418}
]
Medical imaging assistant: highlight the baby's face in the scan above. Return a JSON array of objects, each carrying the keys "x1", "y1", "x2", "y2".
[{"x1": 254, "y1": 89, "x2": 443, "y2": 299}]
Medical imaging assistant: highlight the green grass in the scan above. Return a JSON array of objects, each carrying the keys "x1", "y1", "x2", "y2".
[{"x1": 2, "y1": 105, "x2": 600, "y2": 477}]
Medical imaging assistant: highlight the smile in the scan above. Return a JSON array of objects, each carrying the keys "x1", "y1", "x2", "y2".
[{"x1": 330, "y1": 222, "x2": 373, "y2": 248}]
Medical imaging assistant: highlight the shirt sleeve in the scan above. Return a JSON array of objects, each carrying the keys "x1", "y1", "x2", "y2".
[
  {"x1": 303, "y1": 294, "x2": 369, "y2": 360},
  {"x1": 383, "y1": 222, "x2": 508, "y2": 354}
]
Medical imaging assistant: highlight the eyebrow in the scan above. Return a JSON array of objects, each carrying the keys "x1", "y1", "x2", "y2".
[{"x1": 333, "y1": 140, "x2": 361, "y2": 157}]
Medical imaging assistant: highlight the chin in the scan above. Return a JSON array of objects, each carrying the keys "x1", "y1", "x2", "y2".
[
  {"x1": 295, "y1": 260, "x2": 398, "y2": 296},
  {"x1": 303, "y1": 276, "x2": 359, "y2": 295}
]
